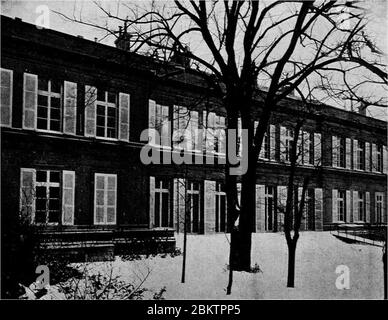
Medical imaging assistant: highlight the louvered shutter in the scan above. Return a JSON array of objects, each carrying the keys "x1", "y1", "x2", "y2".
[
  {"x1": 63, "y1": 81, "x2": 77, "y2": 135},
  {"x1": 62, "y1": 170, "x2": 75, "y2": 225},
  {"x1": 23, "y1": 73, "x2": 38, "y2": 129},
  {"x1": 84, "y1": 85, "x2": 97, "y2": 137},
  {"x1": 118, "y1": 92, "x2": 130, "y2": 142}
]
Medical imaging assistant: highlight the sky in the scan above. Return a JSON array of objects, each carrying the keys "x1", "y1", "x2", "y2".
[{"x1": 1, "y1": 0, "x2": 387, "y2": 120}]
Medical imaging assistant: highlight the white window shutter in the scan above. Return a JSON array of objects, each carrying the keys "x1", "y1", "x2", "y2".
[
  {"x1": 270, "y1": 124, "x2": 276, "y2": 160},
  {"x1": 365, "y1": 142, "x2": 370, "y2": 171},
  {"x1": 149, "y1": 176, "x2": 155, "y2": 229},
  {"x1": 20, "y1": 168, "x2": 36, "y2": 223},
  {"x1": 201, "y1": 110, "x2": 207, "y2": 153},
  {"x1": 256, "y1": 184, "x2": 265, "y2": 232},
  {"x1": 365, "y1": 192, "x2": 370, "y2": 223},
  {"x1": 383, "y1": 146, "x2": 388, "y2": 174},
  {"x1": 62, "y1": 170, "x2": 75, "y2": 225},
  {"x1": 280, "y1": 126, "x2": 287, "y2": 162},
  {"x1": 63, "y1": 81, "x2": 77, "y2": 135},
  {"x1": 314, "y1": 133, "x2": 322, "y2": 166},
  {"x1": 84, "y1": 85, "x2": 97, "y2": 137},
  {"x1": 346, "y1": 190, "x2": 351, "y2": 223},
  {"x1": 352, "y1": 190, "x2": 358, "y2": 222},
  {"x1": 314, "y1": 188, "x2": 323, "y2": 231},
  {"x1": 161, "y1": 105, "x2": 171, "y2": 147},
  {"x1": 219, "y1": 116, "x2": 226, "y2": 155},
  {"x1": 0, "y1": 68, "x2": 13, "y2": 127},
  {"x1": 106, "y1": 175, "x2": 117, "y2": 225},
  {"x1": 332, "y1": 189, "x2": 338, "y2": 223},
  {"x1": 207, "y1": 112, "x2": 216, "y2": 153},
  {"x1": 118, "y1": 92, "x2": 130, "y2": 142},
  {"x1": 190, "y1": 110, "x2": 198, "y2": 151},
  {"x1": 332, "y1": 136, "x2": 338, "y2": 167},
  {"x1": 371, "y1": 143, "x2": 377, "y2": 172},
  {"x1": 345, "y1": 138, "x2": 351, "y2": 169},
  {"x1": 204, "y1": 180, "x2": 216, "y2": 233},
  {"x1": 353, "y1": 139, "x2": 358, "y2": 169},
  {"x1": 23, "y1": 73, "x2": 37, "y2": 130}
]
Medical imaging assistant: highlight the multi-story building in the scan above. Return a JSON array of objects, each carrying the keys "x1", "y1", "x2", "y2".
[{"x1": 1, "y1": 16, "x2": 387, "y2": 261}]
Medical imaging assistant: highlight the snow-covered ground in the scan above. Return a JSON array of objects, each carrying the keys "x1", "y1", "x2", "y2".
[{"x1": 76, "y1": 232, "x2": 384, "y2": 300}]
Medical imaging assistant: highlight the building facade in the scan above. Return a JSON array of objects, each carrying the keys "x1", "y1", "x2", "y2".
[{"x1": 1, "y1": 16, "x2": 387, "y2": 260}]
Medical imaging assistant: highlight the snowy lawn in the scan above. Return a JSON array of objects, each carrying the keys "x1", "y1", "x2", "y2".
[{"x1": 71, "y1": 232, "x2": 384, "y2": 300}]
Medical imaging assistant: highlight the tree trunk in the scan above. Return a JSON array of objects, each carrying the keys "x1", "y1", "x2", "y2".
[{"x1": 287, "y1": 240, "x2": 297, "y2": 287}]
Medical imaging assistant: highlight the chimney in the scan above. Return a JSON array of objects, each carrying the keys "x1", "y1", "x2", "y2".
[
  {"x1": 358, "y1": 102, "x2": 368, "y2": 116},
  {"x1": 170, "y1": 45, "x2": 191, "y2": 68},
  {"x1": 115, "y1": 22, "x2": 132, "y2": 52}
]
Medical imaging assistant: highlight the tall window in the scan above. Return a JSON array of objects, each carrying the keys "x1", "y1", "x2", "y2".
[
  {"x1": 285, "y1": 128, "x2": 294, "y2": 162},
  {"x1": 305, "y1": 189, "x2": 315, "y2": 230},
  {"x1": 357, "y1": 141, "x2": 365, "y2": 170},
  {"x1": 333, "y1": 136, "x2": 346, "y2": 168},
  {"x1": 375, "y1": 193, "x2": 383, "y2": 224},
  {"x1": 265, "y1": 186, "x2": 274, "y2": 231},
  {"x1": 35, "y1": 170, "x2": 61, "y2": 224},
  {"x1": 96, "y1": 90, "x2": 117, "y2": 138},
  {"x1": 215, "y1": 182, "x2": 227, "y2": 232},
  {"x1": 339, "y1": 138, "x2": 346, "y2": 167},
  {"x1": 37, "y1": 79, "x2": 61, "y2": 132},
  {"x1": 187, "y1": 181, "x2": 201, "y2": 233},
  {"x1": 337, "y1": 190, "x2": 346, "y2": 222},
  {"x1": 358, "y1": 192, "x2": 365, "y2": 221},
  {"x1": 376, "y1": 145, "x2": 383, "y2": 172},
  {"x1": 94, "y1": 173, "x2": 117, "y2": 225},
  {"x1": 154, "y1": 178, "x2": 171, "y2": 228}
]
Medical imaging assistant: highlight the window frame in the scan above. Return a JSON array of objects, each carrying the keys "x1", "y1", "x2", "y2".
[
  {"x1": 337, "y1": 190, "x2": 346, "y2": 223},
  {"x1": 154, "y1": 177, "x2": 172, "y2": 228},
  {"x1": 95, "y1": 90, "x2": 118, "y2": 140},
  {"x1": 36, "y1": 78, "x2": 63, "y2": 133}
]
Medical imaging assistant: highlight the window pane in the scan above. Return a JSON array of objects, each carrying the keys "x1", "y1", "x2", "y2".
[
  {"x1": 38, "y1": 78, "x2": 48, "y2": 91},
  {"x1": 162, "y1": 192, "x2": 169, "y2": 227},
  {"x1": 96, "y1": 126, "x2": 105, "y2": 137},
  {"x1": 37, "y1": 118, "x2": 48, "y2": 130},
  {"x1": 49, "y1": 199, "x2": 60, "y2": 211},
  {"x1": 37, "y1": 106, "x2": 48, "y2": 118},
  {"x1": 35, "y1": 211, "x2": 46, "y2": 224},
  {"x1": 49, "y1": 186, "x2": 59, "y2": 198},
  {"x1": 50, "y1": 171, "x2": 60, "y2": 183},
  {"x1": 51, "y1": 81, "x2": 61, "y2": 94},
  {"x1": 107, "y1": 92, "x2": 116, "y2": 103},
  {"x1": 155, "y1": 193, "x2": 160, "y2": 227},
  {"x1": 36, "y1": 171, "x2": 47, "y2": 182},
  {"x1": 107, "y1": 128, "x2": 116, "y2": 138},
  {"x1": 38, "y1": 95, "x2": 48, "y2": 106},
  {"x1": 51, "y1": 97, "x2": 61, "y2": 109},
  {"x1": 97, "y1": 90, "x2": 106, "y2": 102},
  {"x1": 48, "y1": 210, "x2": 60, "y2": 224},
  {"x1": 36, "y1": 198, "x2": 47, "y2": 211},
  {"x1": 36, "y1": 186, "x2": 46, "y2": 198},
  {"x1": 50, "y1": 120, "x2": 60, "y2": 131}
]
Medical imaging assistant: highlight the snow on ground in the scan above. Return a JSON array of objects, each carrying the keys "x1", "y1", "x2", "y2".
[{"x1": 78, "y1": 232, "x2": 384, "y2": 300}]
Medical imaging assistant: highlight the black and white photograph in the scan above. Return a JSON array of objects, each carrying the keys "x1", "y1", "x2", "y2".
[{"x1": 0, "y1": 0, "x2": 387, "y2": 307}]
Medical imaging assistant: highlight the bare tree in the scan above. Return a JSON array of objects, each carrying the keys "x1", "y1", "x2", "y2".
[{"x1": 55, "y1": 0, "x2": 387, "y2": 293}]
